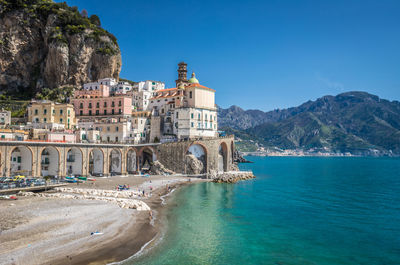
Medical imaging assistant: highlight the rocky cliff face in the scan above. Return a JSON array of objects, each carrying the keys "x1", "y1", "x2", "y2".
[{"x1": 0, "y1": 1, "x2": 121, "y2": 97}]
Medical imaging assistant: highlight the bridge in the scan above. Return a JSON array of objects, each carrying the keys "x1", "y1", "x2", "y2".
[{"x1": 0, "y1": 136, "x2": 235, "y2": 177}]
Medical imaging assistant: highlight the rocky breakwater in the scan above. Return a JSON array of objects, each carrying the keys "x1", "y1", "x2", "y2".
[
  {"x1": 210, "y1": 171, "x2": 255, "y2": 183},
  {"x1": 18, "y1": 188, "x2": 150, "y2": 211}
]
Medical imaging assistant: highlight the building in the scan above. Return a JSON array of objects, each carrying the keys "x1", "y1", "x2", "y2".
[
  {"x1": 72, "y1": 95, "x2": 132, "y2": 117},
  {"x1": 0, "y1": 129, "x2": 29, "y2": 141},
  {"x1": 132, "y1": 81, "x2": 165, "y2": 111},
  {"x1": 0, "y1": 109, "x2": 11, "y2": 128},
  {"x1": 27, "y1": 100, "x2": 77, "y2": 129},
  {"x1": 148, "y1": 64, "x2": 218, "y2": 141}
]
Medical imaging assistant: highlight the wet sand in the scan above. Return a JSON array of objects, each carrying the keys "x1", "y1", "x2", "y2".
[{"x1": 0, "y1": 175, "x2": 205, "y2": 265}]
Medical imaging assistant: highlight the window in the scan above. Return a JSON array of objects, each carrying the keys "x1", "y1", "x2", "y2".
[
  {"x1": 118, "y1": 101, "x2": 121, "y2": 106},
  {"x1": 116, "y1": 126, "x2": 119, "y2": 132},
  {"x1": 111, "y1": 101, "x2": 115, "y2": 107},
  {"x1": 96, "y1": 110, "x2": 99, "y2": 115},
  {"x1": 104, "y1": 110, "x2": 107, "y2": 115},
  {"x1": 112, "y1": 109, "x2": 115, "y2": 115},
  {"x1": 44, "y1": 118, "x2": 47, "y2": 123},
  {"x1": 205, "y1": 114, "x2": 207, "y2": 120},
  {"x1": 198, "y1": 122, "x2": 201, "y2": 128},
  {"x1": 44, "y1": 109, "x2": 47, "y2": 114},
  {"x1": 96, "y1": 102, "x2": 100, "y2": 108},
  {"x1": 80, "y1": 103, "x2": 83, "y2": 109},
  {"x1": 107, "y1": 136, "x2": 110, "y2": 142},
  {"x1": 60, "y1": 109, "x2": 63, "y2": 115},
  {"x1": 205, "y1": 122, "x2": 208, "y2": 128},
  {"x1": 176, "y1": 112, "x2": 179, "y2": 118},
  {"x1": 191, "y1": 113, "x2": 194, "y2": 119},
  {"x1": 104, "y1": 102, "x2": 107, "y2": 107},
  {"x1": 80, "y1": 110, "x2": 83, "y2": 115},
  {"x1": 53, "y1": 109, "x2": 55, "y2": 114},
  {"x1": 107, "y1": 127, "x2": 110, "y2": 131},
  {"x1": 89, "y1": 110, "x2": 92, "y2": 115},
  {"x1": 191, "y1": 122, "x2": 194, "y2": 128},
  {"x1": 115, "y1": 136, "x2": 119, "y2": 142},
  {"x1": 34, "y1": 109, "x2": 38, "y2": 115},
  {"x1": 60, "y1": 118, "x2": 63, "y2": 123},
  {"x1": 89, "y1": 103, "x2": 92, "y2": 108},
  {"x1": 189, "y1": 91, "x2": 192, "y2": 98},
  {"x1": 67, "y1": 110, "x2": 70, "y2": 116},
  {"x1": 198, "y1": 113, "x2": 201, "y2": 120},
  {"x1": 119, "y1": 109, "x2": 122, "y2": 114}
]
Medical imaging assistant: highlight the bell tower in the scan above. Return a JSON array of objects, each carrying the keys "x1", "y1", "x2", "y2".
[{"x1": 175, "y1": 62, "x2": 188, "y2": 87}]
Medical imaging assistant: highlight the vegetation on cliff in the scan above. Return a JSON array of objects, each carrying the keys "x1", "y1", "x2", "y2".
[
  {"x1": 0, "y1": 0, "x2": 121, "y2": 98},
  {"x1": 219, "y1": 92, "x2": 400, "y2": 155}
]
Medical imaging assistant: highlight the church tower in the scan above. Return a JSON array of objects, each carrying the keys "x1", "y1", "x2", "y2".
[{"x1": 175, "y1": 62, "x2": 188, "y2": 87}]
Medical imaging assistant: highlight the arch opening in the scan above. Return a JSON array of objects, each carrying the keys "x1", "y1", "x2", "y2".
[
  {"x1": 186, "y1": 144, "x2": 207, "y2": 174},
  {"x1": 140, "y1": 147, "x2": 156, "y2": 171},
  {"x1": 66, "y1": 148, "x2": 83, "y2": 176},
  {"x1": 89, "y1": 148, "x2": 104, "y2": 176},
  {"x1": 109, "y1": 149, "x2": 121, "y2": 175},
  {"x1": 126, "y1": 149, "x2": 137, "y2": 174},
  {"x1": 40, "y1": 147, "x2": 59, "y2": 177},
  {"x1": 10, "y1": 147, "x2": 32, "y2": 177},
  {"x1": 218, "y1": 143, "x2": 228, "y2": 173}
]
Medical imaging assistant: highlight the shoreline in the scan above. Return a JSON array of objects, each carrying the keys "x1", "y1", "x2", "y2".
[{"x1": 0, "y1": 175, "x2": 207, "y2": 265}]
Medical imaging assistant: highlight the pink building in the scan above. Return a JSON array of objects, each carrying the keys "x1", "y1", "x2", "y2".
[
  {"x1": 74, "y1": 84, "x2": 110, "y2": 99},
  {"x1": 72, "y1": 95, "x2": 132, "y2": 117}
]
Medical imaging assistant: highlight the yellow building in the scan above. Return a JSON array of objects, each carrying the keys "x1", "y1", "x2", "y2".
[{"x1": 28, "y1": 100, "x2": 77, "y2": 129}]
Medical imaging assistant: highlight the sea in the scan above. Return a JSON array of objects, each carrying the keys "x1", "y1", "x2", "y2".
[{"x1": 127, "y1": 157, "x2": 400, "y2": 265}]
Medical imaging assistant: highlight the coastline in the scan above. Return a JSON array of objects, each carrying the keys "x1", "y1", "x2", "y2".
[{"x1": 0, "y1": 175, "x2": 207, "y2": 265}]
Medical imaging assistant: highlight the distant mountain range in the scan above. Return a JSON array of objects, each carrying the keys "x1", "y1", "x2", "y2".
[{"x1": 218, "y1": 92, "x2": 400, "y2": 156}]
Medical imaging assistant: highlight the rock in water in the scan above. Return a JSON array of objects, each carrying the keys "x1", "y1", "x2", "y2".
[
  {"x1": 211, "y1": 171, "x2": 255, "y2": 183},
  {"x1": 0, "y1": 1, "x2": 121, "y2": 96}
]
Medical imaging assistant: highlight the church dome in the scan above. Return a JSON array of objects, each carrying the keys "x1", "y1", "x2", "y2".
[{"x1": 188, "y1": 72, "x2": 199, "y2": 84}]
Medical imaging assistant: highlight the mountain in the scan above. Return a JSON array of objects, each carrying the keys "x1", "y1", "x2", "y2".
[
  {"x1": 219, "y1": 92, "x2": 400, "y2": 155},
  {"x1": 0, "y1": 0, "x2": 121, "y2": 98}
]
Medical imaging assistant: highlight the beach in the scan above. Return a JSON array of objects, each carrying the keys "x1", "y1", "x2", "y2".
[{"x1": 0, "y1": 175, "x2": 206, "y2": 265}]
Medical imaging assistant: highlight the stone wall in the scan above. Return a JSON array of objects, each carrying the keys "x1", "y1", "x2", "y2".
[{"x1": 156, "y1": 136, "x2": 235, "y2": 173}]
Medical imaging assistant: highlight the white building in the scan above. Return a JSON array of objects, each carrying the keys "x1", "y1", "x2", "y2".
[{"x1": 132, "y1": 81, "x2": 165, "y2": 111}]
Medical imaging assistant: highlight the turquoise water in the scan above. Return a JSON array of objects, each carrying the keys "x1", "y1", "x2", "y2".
[{"x1": 130, "y1": 157, "x2": 400, "y2": 265}]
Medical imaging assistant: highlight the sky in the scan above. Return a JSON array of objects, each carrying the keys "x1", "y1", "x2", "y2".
[{"x1": 59, "y1": 0, "x2": 400, "y2": 111}]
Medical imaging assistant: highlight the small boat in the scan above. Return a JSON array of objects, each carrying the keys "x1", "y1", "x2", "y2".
[
  {"x1": 77, "y1": 176, "x2": 87, "y2": 181},
  {"x1": 87, "y1": 178, "x2": 96, "y2": 181}
]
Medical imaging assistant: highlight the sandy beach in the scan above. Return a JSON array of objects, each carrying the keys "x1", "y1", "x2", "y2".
[{"x1": 0, "y1": 175, "x2": 206, "y2": 265}]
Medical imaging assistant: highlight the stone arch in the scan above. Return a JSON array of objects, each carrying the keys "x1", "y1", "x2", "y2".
[
  {"x1": 218, "y1": 142, "x2": 228, "y2": 172},
  {"x1": 109, "y1": 148, "x2": 122, "y2": 175},
  {"x1": 89, "y1": 148, "x2": 104, "y2": 176},
  {"x1": 39, "y1": 146, "x2": 60, "y2": 177},
  {"x1": 186, "y1": 143, "x2": 208, "y2": 174},
  {"x1": 9, "y1": 146, "x2": 33, "y2": 176},
  {"x1": 126, "y1": 148, "x2": 138, "y2": 174},
  {"x1": 138, "y1": 146, "x2": 157, "y2": 171},
  {"x1": 66, "y1": 147, "x2": 83, "y2": 176}
]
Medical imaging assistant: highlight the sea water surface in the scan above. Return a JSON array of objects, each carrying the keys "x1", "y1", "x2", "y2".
[{"x1": 130, "y1": 157, "x2": 400, "y2": 265}]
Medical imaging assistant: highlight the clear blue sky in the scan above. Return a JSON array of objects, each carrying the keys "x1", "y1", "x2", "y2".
[{"x1": 60, "y1": 0, "x2": 400, "y2": 111}]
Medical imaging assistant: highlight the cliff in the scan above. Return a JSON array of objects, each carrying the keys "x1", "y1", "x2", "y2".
[{"x1": 0, "y1": 0, "x2": 121, "y2": 98}]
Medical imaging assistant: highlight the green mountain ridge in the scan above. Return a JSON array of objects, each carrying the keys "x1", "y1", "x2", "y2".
[{"x1": 219, "y1": 91, "x2": 400, "y2": 155}]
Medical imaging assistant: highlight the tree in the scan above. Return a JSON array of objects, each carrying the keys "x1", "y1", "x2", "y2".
[
  {"x1": 89, "y1": 14, "x2": 101, "y2": 27},
  {"x1": 81, "y1": 9, "x2": 88, "y2": 18}
]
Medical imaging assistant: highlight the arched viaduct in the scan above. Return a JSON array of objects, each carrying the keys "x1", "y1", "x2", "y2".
[{"x1": 0, "y1": 136, "x2": 235, "y2": 177}]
